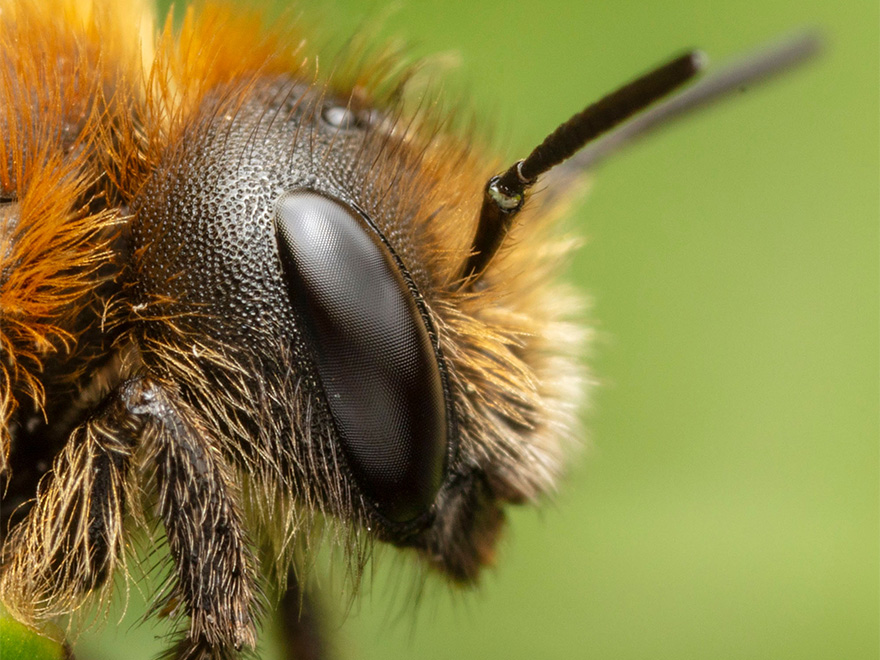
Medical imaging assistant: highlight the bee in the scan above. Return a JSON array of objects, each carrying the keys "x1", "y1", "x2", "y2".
[{"x1": 0, "y1": 1, "x2": 819, "y2": 658}]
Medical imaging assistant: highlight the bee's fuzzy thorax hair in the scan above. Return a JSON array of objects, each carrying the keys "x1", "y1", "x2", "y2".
[{"x1": 0, "y1": 0, "x2": 152, "y2": 471}]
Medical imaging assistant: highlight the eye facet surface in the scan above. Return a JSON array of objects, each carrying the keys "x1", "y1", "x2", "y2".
[{"x1": 275, "y1": 191, "x2": 449, "y2": 523}]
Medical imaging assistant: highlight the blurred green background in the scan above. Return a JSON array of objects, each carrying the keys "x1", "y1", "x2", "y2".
[{"x1": 75, "y1": 0, "x2": 878, "y2": 659}]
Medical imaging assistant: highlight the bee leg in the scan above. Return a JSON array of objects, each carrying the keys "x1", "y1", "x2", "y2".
[
  {"x1": 129, "y1": 379, "x2": 258, "y2": 659},
  {"x1": 0, "y1": 384, "x2": 141, "y2": 623},
  {"x1": 279, "y1": 569, "x2": 330, "y2": 660}
]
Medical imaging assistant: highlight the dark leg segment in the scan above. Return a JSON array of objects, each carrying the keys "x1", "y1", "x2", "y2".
[{"x1": 128, "y1": 379, "x2": 258, "y2": 658}]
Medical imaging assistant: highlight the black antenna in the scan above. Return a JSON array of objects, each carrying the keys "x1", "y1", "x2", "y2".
[
  {"x1": 460, "y1": 51, "x2": 704, "y2": 281},
  {"x1": 569, "y1": 31, "x2": 822, "y2": 172},
  {"x1": 460, "y1": 31, "x2": 821, "y2": 283}
]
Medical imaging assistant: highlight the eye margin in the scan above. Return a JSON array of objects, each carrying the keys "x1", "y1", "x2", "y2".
[{"x1": 272, "y1": 188, "x2": 460, "y2": 537}]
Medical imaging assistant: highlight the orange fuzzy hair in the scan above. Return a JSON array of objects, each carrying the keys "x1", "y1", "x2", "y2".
[{"x1": 0, "y1": 0, "x2": 154, "y2": 473}]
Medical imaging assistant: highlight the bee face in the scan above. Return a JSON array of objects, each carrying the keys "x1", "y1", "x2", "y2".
[
  {"x1": 1, "y1": 0, "x2": 822, "y2": 658},
  {"x1": 127, "y1": 51, "x2": 580, "y2": 578}
]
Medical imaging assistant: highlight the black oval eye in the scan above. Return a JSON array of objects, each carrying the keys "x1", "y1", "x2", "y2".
[{"x1": 274, "y1": 191, "x2": 449, "y2": 523}]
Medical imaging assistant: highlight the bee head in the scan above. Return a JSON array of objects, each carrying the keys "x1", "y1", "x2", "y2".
[
  {"x1": 127, "y1": 10, "x2": 819, "y2": 584},
  {"x1": 127, "y1": 62, "x2": 582, "y2": 583}
]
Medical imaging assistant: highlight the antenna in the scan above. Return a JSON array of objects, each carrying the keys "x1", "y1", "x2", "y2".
[{"x1": 460, "y1": 31, "x2": 822, "y2": 283}]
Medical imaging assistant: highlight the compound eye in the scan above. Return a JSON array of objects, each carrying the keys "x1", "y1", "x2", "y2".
[{"x1": 275, "y1": 191, "x2": 448, "y2": 523}]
